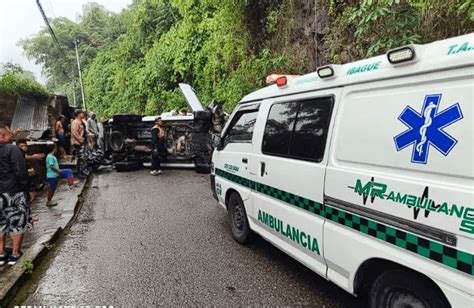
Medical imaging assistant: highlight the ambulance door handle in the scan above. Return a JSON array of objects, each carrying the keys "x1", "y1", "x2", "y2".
[
  {"x1": 260, "y1": 161, "x2": 266, "y2": 177},
  {"x1": 242, "y1": 158, "x2": 248, "y2": 164}
]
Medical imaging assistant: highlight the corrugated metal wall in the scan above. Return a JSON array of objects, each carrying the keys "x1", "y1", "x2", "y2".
[{"x1": 10, "y1": 97, "x2": 49, "y2": 139}]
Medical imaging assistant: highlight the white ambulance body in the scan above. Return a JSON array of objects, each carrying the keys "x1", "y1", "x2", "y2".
[{"x1": 211, "y1": 33, "x2": 473, "y2": 307}]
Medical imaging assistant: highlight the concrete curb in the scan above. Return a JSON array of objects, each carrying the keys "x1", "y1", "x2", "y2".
[{"x1": 0, "y1": 176, "x2": 91, "y2": 307}]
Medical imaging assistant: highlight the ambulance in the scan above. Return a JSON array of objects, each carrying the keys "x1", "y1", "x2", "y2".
[{"x1": 211, "y1": 33, "x2": 473, "y2": 307}]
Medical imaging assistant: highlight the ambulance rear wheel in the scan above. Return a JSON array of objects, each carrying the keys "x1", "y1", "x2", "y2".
[
  {"x1": 228, "y1": 193, "x2": 252, "y2": 244},
  {"x1": 370, "y1": 270, "x2": 448, "y2": 308}
]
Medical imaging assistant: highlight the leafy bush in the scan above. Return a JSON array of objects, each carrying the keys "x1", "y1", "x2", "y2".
[
  {"x1": 323, "y1": 0, "x2": 474, "y2": 63},
  {"x1": 0, "y1": 71, "x2": 48, "y2": 96},
  {"x1": 22, "y1": 0, "x2": 474, "y2": 116}
]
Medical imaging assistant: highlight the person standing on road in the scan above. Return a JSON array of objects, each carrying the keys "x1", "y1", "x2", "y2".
[
  {"x1": 87, "y1": 112, "x2": 99, "y2": 149},
  {"x1": 55, "y1": 115, "x2": 70, "y2": 159},
  {"x1": 0, "y1": 128, "x2": 32, "y2": 265},
  {"x1": 97, "y1": 116, "x2": 106, "y2": 150},
  {"x1": 16, "y1": 139, "x2": 41, "y2": 203},
  {"x1": 150, "y1": 117, "x2": 166, "y2": 176},
  {"x1": 46, "y1": 145, "x2": 77, "y2": 207},
  {"x1": 71, "y1": 111, "x2": 85, "y2": 155}
]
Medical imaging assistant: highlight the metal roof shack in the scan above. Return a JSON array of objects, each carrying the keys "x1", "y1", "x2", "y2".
[
  {"x1": 8, "y1": 94, "x2": 73, "y2": 141},
  {"x1": 11, "y1": 96, "x2": 49, "y2": 140}
]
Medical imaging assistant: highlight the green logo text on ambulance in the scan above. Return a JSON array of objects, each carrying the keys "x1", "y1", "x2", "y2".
[
  {"x1": 224, "y1": 163, "x2": 239, "y2": 173},
  {"x1": 353, "y1": 179, "x2": 474, "y2": 234},
  {"x1": 346, "y1": 61, "x2": 381, "y2": 76},
  {"x1": 447, "y1": 41, "x2": 473, "y2": 56},
  {"x1": 257, "y1": 210, "x2": 320, "y2": 255}
]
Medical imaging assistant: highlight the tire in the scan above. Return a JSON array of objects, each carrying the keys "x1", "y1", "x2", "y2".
[
  {"x1": 194, "y1": 156, "x2": 211, "y2": 174},
  {"x1": 111, "y1": 153, "x2": 126, "y2": 163},
  {"x1": 370, "y1": 270, "x2": 448, "y2": 308},
  {"x1": 193, "y1": 121, "x2": 211, "y2": 132},
  {"x1": 115, "y1": 160, "x2": 142, "y2": 172},
  {"x1": 195, "y1": 163, "x2": 210, "y2": 174},
  {"x1": 228, "y1": 193, "x2": 253, "y2": 244},
  {"x1": 112, "y1": 114, "x2": 142, "y2": 124},
  {"x1": 77, "y1": 162, "x2": 90, "y2": 178},
  {"x1": 109, "y1": 131, "x2": 125, "y2": 152},
  {"x1": 193, "y1": 110, "x2": 212, "y2": 121}
]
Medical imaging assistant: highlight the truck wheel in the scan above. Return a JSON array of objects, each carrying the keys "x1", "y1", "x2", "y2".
[
  {"x1": 193, "y1": 110, "x2": 212, "y2": 121},
  {"x1": 110, "y1": 131, "x2": 125, "y2": 152},
  {"x1": 115, "y1": 161, "x2": 142, "y2": 172},
  {"x1": 370, "y1": 270, "x2": 448, "y2": 308},
  {"x1": 77, "y1": 157, "x2": 90, "y2": 178},
  {"x1": 228, "y1": 193, "x2": 253, "y2": 244},
  {"x1": 195, "y1": 163, "x2": 210, "y2": 174},
  {"x1": 194, "y1": 156, "x2": 210, "y2": 174}
]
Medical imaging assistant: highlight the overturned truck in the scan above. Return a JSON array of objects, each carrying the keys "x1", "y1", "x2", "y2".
[{"x1": 104, "y1": 84, "x2": 226, "y2": 173}]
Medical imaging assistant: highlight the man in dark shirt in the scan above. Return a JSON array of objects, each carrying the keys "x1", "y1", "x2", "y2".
[
  {"x1": 0, "y1": 128, "x2": 32, "y2": 265},
  {"x1": 16, "y1": 139, "x2": 44, "y2": 202},
  {"x1": 150, "y1": 117, "x2": 166, "y2": 176}
]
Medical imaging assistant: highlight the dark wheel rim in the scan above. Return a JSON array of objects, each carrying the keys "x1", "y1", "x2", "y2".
[
  {"x1": 387, "y1": 289, "x2": 427, "y2": 308},
  {"x1": 232, "y1": 202, "x2": 244, "y2": 233}
]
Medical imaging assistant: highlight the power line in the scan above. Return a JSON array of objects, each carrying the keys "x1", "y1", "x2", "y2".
[
  {"x1": 36, "y1": 0, "x2": 82, "y2": 108},
  {"x1": 46, "y1": 0, "x2": 56, "y2": 18},
  {"x1": 36, "y1": 0, "x2": 66, "y2": 60}
]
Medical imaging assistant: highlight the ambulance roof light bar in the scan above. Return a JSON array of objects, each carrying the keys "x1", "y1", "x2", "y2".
[
  {"x1": 266, "y1": 74, "x2": 289, "y2": 88},
  {"x1": 387, "y1": 45, "x2": 416, "y2": 64},
  {"x1": 317, "y1": 65, "x2": 335, "y2": 79},
  {"x1": 275, "y1": 76, "x2": 287, "y2": 87}
]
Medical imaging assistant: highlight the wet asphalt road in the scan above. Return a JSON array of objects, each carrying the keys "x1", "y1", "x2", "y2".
[{"x1": 22, "y1": 169, "x2": 361, "y2": 306}]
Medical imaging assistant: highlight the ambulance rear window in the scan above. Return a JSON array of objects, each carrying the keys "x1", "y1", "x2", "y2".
[{"x1": 290, "y1": 97, "x2": 333, "y2": 161}]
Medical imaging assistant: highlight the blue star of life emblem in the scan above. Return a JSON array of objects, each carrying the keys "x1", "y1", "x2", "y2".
[{"x1": 394, "y1": 94, "x2": 463, "y2": 164}]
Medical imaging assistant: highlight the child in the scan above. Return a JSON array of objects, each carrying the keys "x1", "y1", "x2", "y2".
[{"x1": 46, "y1": 144, "x2": 76, "y2": 207}]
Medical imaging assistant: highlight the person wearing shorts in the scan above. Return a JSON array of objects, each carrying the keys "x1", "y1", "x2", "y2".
[
  {"x1": 46, "y1": 145, "x2": 76, "y2": 207},
  {"x1": 0, "y1": 128, "x2": 32, "y2": 265}
]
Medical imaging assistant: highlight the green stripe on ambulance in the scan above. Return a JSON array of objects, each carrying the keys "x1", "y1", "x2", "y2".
[{"x1": 215, "y1": 168, "x2": 474, "y2": 276}]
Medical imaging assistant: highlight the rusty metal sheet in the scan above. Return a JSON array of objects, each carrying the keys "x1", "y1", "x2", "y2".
[{"x1": 10, "y1": 96, "x2": 49, "y2": 140}]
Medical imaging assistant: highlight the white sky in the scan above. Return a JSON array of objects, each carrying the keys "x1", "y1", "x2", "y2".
[{"x1": 0, "y1": 0, "x2": 132, "y2": 84}]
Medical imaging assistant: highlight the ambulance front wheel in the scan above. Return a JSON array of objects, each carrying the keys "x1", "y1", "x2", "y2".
[
  {"x1": 370, "y1": 269, "x2": 448, "y2": 308},
  {"x1": 228, "y1": 192, "x2": 253, "y2": 244}
]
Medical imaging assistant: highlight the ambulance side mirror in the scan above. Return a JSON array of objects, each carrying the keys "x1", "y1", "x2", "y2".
[{"x1": 212, "y1": 134, "x2": 223, "y2": 151}]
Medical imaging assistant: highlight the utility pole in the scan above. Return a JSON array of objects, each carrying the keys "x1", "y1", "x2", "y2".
[
  {"x1": 71, "y1": 82, "x2": 77, "y2": 107},
  {"x1": 74, "y1": 39, "x2": 87, "y2": 112}
]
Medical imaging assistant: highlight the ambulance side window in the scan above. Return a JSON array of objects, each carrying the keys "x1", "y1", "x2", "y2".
[
  {"x1": 290, "y1": 97, "x2": 333, "y2": 162},
  {"x1": 262, "y1": 96, "x2": 333, "y2": 162},
  {"x1": 223, "y1": 110, "x2": 258, "y2": 146},
  {"x1": 261, "y1": 102, "x2": 299, "y2": 156}
]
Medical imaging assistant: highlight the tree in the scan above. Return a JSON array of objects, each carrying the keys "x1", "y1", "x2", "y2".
[
  {"x1": 19, "y1": 2, "x2": 126, "y2": 106},
  {"x1": 322, "y1": 0, "x2": 474, "y2": 63},
  {"x1": 22, "y1": 0, "x2": 474, "y2": 116},
  {"x1": 0, "y1": 63, "x2": 47, "y2": 96}
]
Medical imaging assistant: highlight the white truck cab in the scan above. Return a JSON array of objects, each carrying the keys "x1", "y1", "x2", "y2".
[{"x1": 211, "y1": 33, "x2": 473, "y2": 308}]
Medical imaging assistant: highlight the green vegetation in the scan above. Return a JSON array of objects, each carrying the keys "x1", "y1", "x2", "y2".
[
  {"x1": 0, "y1": 63, "x2": 48, "y2": 96},
  {"x1": 20, "y1": 0, "x2": 474, "y2": 116},
  {"x1": 21, "y1": 257, "x2": 34, "y2": 274},
  {"x1": 323, "y1": 0, "x2": 474, "y2": 63}
]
